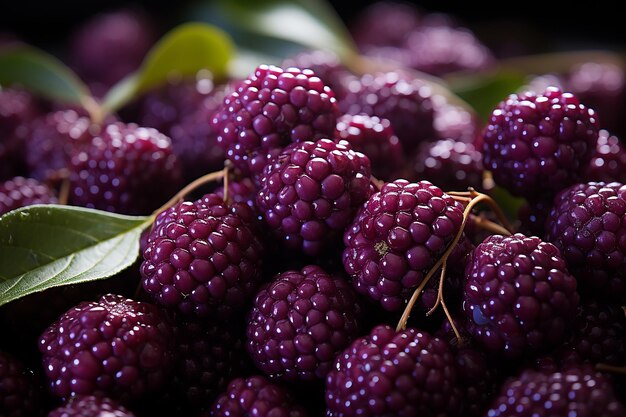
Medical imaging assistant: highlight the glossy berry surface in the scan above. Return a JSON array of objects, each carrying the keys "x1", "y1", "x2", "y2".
[
  {"x1": 281, "y1": 50, "x2": 352, "y2": 100},
  {"x1": 212, "y1": 64, "x2": 339, "y2": 178},
  {"x1": 486, "y1": 366, "x2": 626, "y2": 416},
  {"x1": 0, "y1": 176, "x2": 57, "y2": 215},
  {"x1": 583, "y1": 129, "x2": 626, "y2": 183},
  {"x1": 256, "y1": 138, "x2": 371, "y2": 256},
  {"x1": 48, "y1": 395, "x2": 136, "y2": 417},
  {"x1": 209, "y1": 375, "x2": 308, "y2": 417},
  {"x1": 545, "y1": 181, "x2": 626, "y2": 301},
  {"x1": 38, "y1": 294, "x2": 174, "y2": 403},
  {"x1": 68, "y1": 122, "x2": 183, "y2": 215},
  {"x1": 246, "y1": 265, "x2": 361, "y2": 381},
  {"x1": 325, "y1": 325, "x2": 461, "y2": 417},
  {"x1": 463, "y1": 233, "x2": 579, "y2": 358},
  {"x1": 0, "y1": 350, "x2": 40, "y2": 417},
  {"x1": 141, "y1": 193, "x2": 264, "y2": 318},
  {"x1": 482, "y1": 87, "x2": 598, "y2": 200},
  {"x1": 343, "y1": 179, "x2": 464, "y2": 311}
]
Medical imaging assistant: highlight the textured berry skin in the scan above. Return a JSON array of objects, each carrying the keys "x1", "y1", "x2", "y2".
[
  {"x1": 486, "y1": 366, "x2": 626, "y2": 417},
  {"x1": 0, "y1": 351, "x2": 40, "y2": 417},
  {"x1": 583, "y1": 129, "x2": 626, "y2": 183},
  {"x1": 0, "y1": 176, "x2": 57, "y2": 215},
  {"x1": 68, "y1": 122, "x2": 183, "y2": 215},
  {"x1": 141, "y1": 193, "x2": 264, "y2": 318},
  {"x1": 282, "y1": 50, "x2": 352, "y2": 100},
  {"x1": 334, "y1": 114, "x2": 404, "y2": 181},
  {"x1": 256, "y1": 138, "x2": 371, "y2": 256},
  {"x1": 48, "y1": 395, "x2": 136, "y2": 417},
  {"x1": 325, "y1": 325, "x2": 461, "y2": 417},
  {"x1": 407, "y1": 138, "x2": 483, "y2": 191},
  {"x1": 246, "y1": 265, "x2": 361, "y2": 381},
  {"x1": 0, "y1": 88, "x2": 39, "y2": 179},
  {"x1": 38, "y1": 294, "x2": 174, "y2": 403},
  {"x1": 463, "y1": 234, "x2": 580, "y2": 358},
  {"x1": 343, "y1": 180, "x2": 464, "y2": 311},
  {"x1": 340, "y1": 71, "x2": 435, "y2": 153},
  {"x1": 212, "y1": 64, "x2": 340, "y2": 178},
  {"x1": 209, "y1": 375, "x2": 308, "y2": 417},
  {"x1": 26, "y1": 109, "x2": 93, "y2": 183},
  {"x1": 546, "y1": 181, "x2": 626, "y2": 301},
  {"x1": 482, "y1": 87, "x2": 598, "y2": 200}
]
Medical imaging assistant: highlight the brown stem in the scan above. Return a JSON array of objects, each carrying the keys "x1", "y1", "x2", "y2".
[
  {"x1": 221, "y1": 165, "x2": 230, "y2": 204},
  {"x1": 469, "y1": 213, "x2": 513, "y2": 236},
  {"x1": 596, "y1": 363, "x2": 626, "y2": 375},
  {"x1": 426, "y1": 263, "x2": 447, "y2": 316}
]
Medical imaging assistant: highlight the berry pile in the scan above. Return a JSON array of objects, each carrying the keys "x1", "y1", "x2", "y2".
[{"x1": 2, "y1": 2, "x2": 626, "y2": 417}]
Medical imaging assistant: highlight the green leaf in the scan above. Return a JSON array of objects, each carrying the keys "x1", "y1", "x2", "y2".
[
  {"x1": 0, "y1": 205, "x2": 151, "y2": 307},
  {"x1": 0, "y1": 45, "x2": 97, "y2": 113},
  {"x1": 187, "y1": 0, "x2": 358, "y2": 64},
  {"x1": 489, "y1": 186, "x2": 526, "y2": 222},
  {"x1": 446, "y1": 69, "x2": 527, "y2": 121},
  {"x1": 102, "y1": 22, "x2": 234, "y2": 113}
]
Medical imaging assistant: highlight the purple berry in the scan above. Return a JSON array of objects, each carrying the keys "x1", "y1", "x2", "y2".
[
  {"x1": 486, "y1": 366, "x2": 626, "y2": 416},
  {"x1": 0, "y1": 176, "x2": 57, "y2": 215},
  {"x1": 463, "y1": 233, "x2": 580, "y2": 358},
  {"x1": 0, "y1": 350, "x2": 41, "y2": 417},
  {"x1": 350, "y1": 1, "x2": 421, "y2": 47},
  {"x1": 482, "y1": 87, "x2": 598, "y2": 200},
  {"x1": 47, "y1": 395, "x2": 136, "y2": 417},
  {"x1": 325, "y1": 325, "x2": 462, "y2": 417},
  {"x1": 545, "y1": 181, "x2": 626, "y2": 301},
  {"x1": 0, "y1": 88, "x2": 39, "y2": 179},
  {"x1": 281, "y1": 50, "x2": 352, "y2": 100},
  {"x1": 38, "y1": 294, "x2": 174, "y2": 403},
  {"x1": 583, "y1": 129, "x2": 626, "y2": 183},
  {"x1": 246, "y1": 265, "x2": 361, "y2": 381},
  {"x1": 433, "y1": 101, "x2": 482, "y2": 144},
  {"x1": 209, "y1": 375, "x2": 308, "y2": 417},
  {"x1": 343, "y1": 179, "x2": 464, "y2": 311},
  {"x1": 256, "y1": 138, "x2": 371, "y2": 256},
  {"x1": 339, "y1": 71, "x2": 435, "y2": 153},
  {"x1": 140, "y1": 193, "x2": 264, "y2": 318},
  {"x1": 68, "y1": 122, "x2": 183, "y2": 215},
  {"x1": 212, "y1": 64, "x2": 340, "y2": 178},
  {"x1": 215, "y1": 177, "x2": 259, "y2": 210}
]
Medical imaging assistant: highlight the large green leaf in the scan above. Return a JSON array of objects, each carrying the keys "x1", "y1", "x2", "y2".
[
  {"x1": 0, "y1": 46, "x2": 99, "y2": 118},
  {"x1": 0, "y1": 205, "x2": 151, "y2": 307},
  {"x1": 102, "y1": 22, "x2": 234, "y2": 113}
]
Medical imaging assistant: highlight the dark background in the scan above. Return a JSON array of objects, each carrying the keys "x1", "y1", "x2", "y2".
[{"x1": 1, "y1": 0, "x2": 625, "y2": 54}]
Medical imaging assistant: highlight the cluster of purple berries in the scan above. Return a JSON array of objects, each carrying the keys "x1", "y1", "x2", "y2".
[{"x1": 3, "y1": 2, "x2": 626, "y2": 417}]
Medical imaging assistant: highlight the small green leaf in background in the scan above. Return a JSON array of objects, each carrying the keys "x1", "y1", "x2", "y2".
[
  {"x1": 0, "y1": 45, "x2": 99, "y2": 118},
  {"x1": 446, "y1": 69, "x2": 527, "y2": 121},
  {"x1": 102, "y1": 22, "x2": 234, "y2": 114},
  {"x1": 0, "y1": 205, "x2": 151, "y2": 307},
  {"x1": 489, "y1": 185, "x2": 526, "y2": 223}
]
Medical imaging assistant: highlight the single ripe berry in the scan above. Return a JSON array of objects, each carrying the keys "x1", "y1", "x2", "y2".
[
  {"x1": 0, "y1": 350, "x2": 40, "y2": 417},
  {"x1": 68, "y1": 122, "x2": 183, "y2": 215},
  {"x1": 256, "y1": 138, "x2": 371, "y2": 256},
  {"x1": 482, "y1": 87, "x2": 598, "y2": 201},
  {"x1": 141, "y1": 193, "x2": 264, "y2": 318},
  {"x1": 325, "y1": 325, "x2": 462, "y2": 417},
  {"x1": 38, "y1": 294, "x2": 174, "y2": 403},
  {"x1": 246, "y1": 265, "x2": 361, "y2": 381},
  {"x1": 209, "y1": 375, "x2": 308, "y2": 417},
  {"x1": 545, "y1": 181, "x2": 626, "y2": 302},
  {"x1": 0, "y1": 176, "x2": 57, "y2": 215},
  {"x1": 343, "y1": 179, "x2": 464, "y2": 311},
  {"x1": 334, "y1": 113, "x2": 404, "y2": 181},
  {"x1": 212, "y1": 64, "x2": 340, "y2": 178},
  {"x1": 47, "y1": 395, "x2": 136, "y2": 417},
  {"x1": 339, "y1": 71, "x2": 435, "y2": 153},
  {"x1": 486, "y1": 366, "x2": 626, "y2": 416},
  {"x1": 463, "y1": 234, "x2": 580, "y2": 358},
  {"x1": 583, "y1": 129, "x2": 626, "y2": 183},
  {"x1": 406, "y1": 138, "x2": 484, "y2": 191}
]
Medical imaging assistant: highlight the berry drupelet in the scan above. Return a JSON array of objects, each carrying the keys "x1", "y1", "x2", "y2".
[
  {"x1": 463, "y1": 233, "x2": 579, "y2": 358},
  {"x1": 68, "y1": 122, "x2": 183, "y2": 215},
  {"x1": 141, "y1": 193, "x2": 264, "y2": 318},
  {"x1": 212, "y1": 64, "x2": 340, "y2": 178},
  {"x1": 256, "y1": 138, "x2": 371, "y2": 256},
  {"x1": 325, "y1": 325, "x2": 462, "y2": 417},
  {"x1": 0, "y1": 176, "x2": 57, "y2": 215},
  {"x1": 281, "y1": 50, "x2": 352, "y2": 100},
  {"x1": 47, "y1": 395, "x2": 136, "y2": 417},
  {"x1": 545, "y1": 181, "x2": 626, "y2": 302},
  {"x1": 482, "y1": 87, "x2": 598, "y2": 201},
  {"x1": 38, "y1": 294, "x2": 174, "y2": 404},
  {"x1": 343, "y1": 179, "x2": 464, "y2": 312},
  {"x1": 246, "y1": 265, "x2": 361, "y2": 381},
  {"x1": 583, "y1": 129, "x2": 626, "y2": 183}
]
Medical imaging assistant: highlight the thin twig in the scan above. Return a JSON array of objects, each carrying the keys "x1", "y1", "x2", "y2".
[
  {"x1": 470, "y1": 213, "x2": 513, "y2": 236},
  {"x1": 426, "y1": 264, "x2": 447, "y2": 316},
  {"x1": 222, "y1": 165, "x2": 230, "y2": 204},
  {"x1": 596, "y1": 363, "x2": 626, "y2": 374}
]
